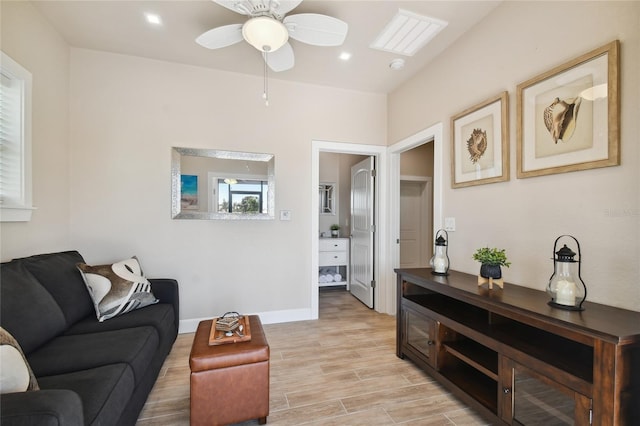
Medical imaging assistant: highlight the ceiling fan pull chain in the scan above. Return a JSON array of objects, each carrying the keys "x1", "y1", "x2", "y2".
[{"x1": 263, "y1": 50, "x2": 270, "y2": 106}]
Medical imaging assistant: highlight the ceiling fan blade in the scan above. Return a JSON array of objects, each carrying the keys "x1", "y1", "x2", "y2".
[
  {"x1": 262, "y1": 42, "x2": 294, "y2": 72},
  {"x1": 196, "y1": 24, "x2": 244, "y2": 49},
  {"x1": 273, "y1": 0, "x2": 303, "y2": 16},
  {"x1": 213, "y1": 0, "x2": 252, "y2": 15},
  {"x1": 284, "y1": 13, "x2": 348, "y2": 46},
  {"x1": 213, "y1": 0, "x2": 302, "y2": 17}
]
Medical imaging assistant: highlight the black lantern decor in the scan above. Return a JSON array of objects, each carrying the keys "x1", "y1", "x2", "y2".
[
  {"x1": 430, "y1": 229, "x2": 449, "y2": 276},
  {"x1": 547, "y1": 235, "x2": 587, "y2": 311}
]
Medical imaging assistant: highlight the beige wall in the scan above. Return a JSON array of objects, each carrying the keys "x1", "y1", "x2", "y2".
[
  {"x1": 401, "y1": 143, "x2": 433, "y2": 177},
  {"x1": 0, "y1": 1, "x2": 72, "y2": 260},
  {"x1": 68, "y1": 49, "x2": 386, "y2": 323},
  {"x1": 388, "y1": 1, "x2": 640, "y2": 311}
]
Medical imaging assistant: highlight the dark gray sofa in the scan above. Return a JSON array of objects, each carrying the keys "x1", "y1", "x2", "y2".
[{"x1": 0, "y1": 250, "x2": 179, "y2": 426}]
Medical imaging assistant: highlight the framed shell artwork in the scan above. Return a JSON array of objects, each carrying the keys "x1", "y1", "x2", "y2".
[
  {"x1": 516, "y1": 40, "x2": 620, "y2": 178},
  {"x1": 451, "y1": 91, "x2": 509, "y2": 188}
]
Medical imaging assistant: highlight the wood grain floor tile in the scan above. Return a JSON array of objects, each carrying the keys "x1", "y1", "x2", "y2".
[
  {"x1": 339, "y1": 382, "x2": 445, "y2": 414},
  {"x1": 383, "y1": 394, "x2": 467, "y2": 423},
  {"x1": 266, "y1": 400, "x2": 347, "y2": 425},
  {"x1": 303, "y1": 407, "x2": 394, "y2": 426},
  {"x1": 399, "y1": 414, "x2": 456, "y2": 425},
  {"x1": 284, "y1": 373, "x2": 414, "y2": 409},
  {"x1": 138, "y1": 396, "x2": 190, "y2": 421},
  {"x1": 442, "y1": 408, "x2": 490, "y2": 425},
  {"x1": 138, "y1": 289, "x2": 485, "y2": 425},
  {"x1": 136, "y1": 412, "x2": 190, "y2": 426}
]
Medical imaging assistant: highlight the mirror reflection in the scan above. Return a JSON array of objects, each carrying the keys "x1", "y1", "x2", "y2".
[
  {"x1": 171, "y1": 147, "x2": 275, "y2": 220},
  {"x1": 319, "y1": 183, "x2": 336, "y2": 215}
]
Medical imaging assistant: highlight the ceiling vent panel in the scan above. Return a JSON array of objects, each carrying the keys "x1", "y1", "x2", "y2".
[{"x1": 370, "y1": 9, "x2": 448, "y2": 56}]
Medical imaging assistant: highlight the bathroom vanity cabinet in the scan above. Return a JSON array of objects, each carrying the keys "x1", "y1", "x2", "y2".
[{"x1": 319, "y1": 238, "x2": 349, "y2": 287}]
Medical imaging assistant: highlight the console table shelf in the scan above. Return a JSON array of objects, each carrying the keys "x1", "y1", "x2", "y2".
[
  {"x1": 444, "y1": 339, "x2": 498, "y2": 381},
  {"x1": 396, "y1": 268, "x2": 640, "y2": 425}
]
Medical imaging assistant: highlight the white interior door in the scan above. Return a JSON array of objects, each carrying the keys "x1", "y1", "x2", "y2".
[
  {"x1": 350, "y1": 157, "x2": 375, "y2": 308},
  {"x1": 400, "y1": 180, "x2": 432, "y2": 268}
]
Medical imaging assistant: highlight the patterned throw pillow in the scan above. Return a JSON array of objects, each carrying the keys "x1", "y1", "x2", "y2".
[
  {"x1": 77, "y1": 257, "x2": 158, "y2": 322},
  {"x1": 0, "y1": 326, "x2": 39, "y2": 393}
]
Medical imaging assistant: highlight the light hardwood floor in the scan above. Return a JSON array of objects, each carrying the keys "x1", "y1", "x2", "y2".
[{"x1": 137, "y1": 289, "x2": 488, "y2": 425}]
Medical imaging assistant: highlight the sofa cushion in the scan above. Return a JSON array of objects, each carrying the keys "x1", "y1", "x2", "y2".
[
  {"x1": 0, "y1": 260, "x2": 67, "y2": 354},
  {"x1": 22, "y1": 251, "x2": 94, "y2": 327},
  {"x1": 38, "y1": 363, "x2": 135, "y2": 426},
  {"x1": 0, "y1": 388, "x2": 84, "y2": 426},
  {"x1": 65, "y1": 303, "x2": 176, "y2": 353},
  {"x1": 27, "y1": 326, "x2": 159, "y2": 385},
  {"x1": 0, "y1": 327, "x2": 39, "y2": 393},
  {"x1": 77, "y1": 257, "x2": 158, "y2": 322}
]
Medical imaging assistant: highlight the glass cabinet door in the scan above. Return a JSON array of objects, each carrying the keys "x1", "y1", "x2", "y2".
[
  {"x1": 403, "y1": 308, "x2": 437, "y2": 367},
  {"x1": 501, "y1": 358, "x2": 591, "y2": 425}
]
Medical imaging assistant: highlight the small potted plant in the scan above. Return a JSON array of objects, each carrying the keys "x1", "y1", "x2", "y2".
[
  {"x1": 472, "y1": 247, "x2": 511, "y2": 279},
  {"x1": 330, "y1": 224, "x2": 340, "y2": 238}
]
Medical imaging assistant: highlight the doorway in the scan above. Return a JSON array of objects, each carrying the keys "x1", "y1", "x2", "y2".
[
  {"x1": 399, "y1": 142, "x2": 434, "y2": 268},
  {"x1": 312, "y1": 124, "x2": 442, "y2": 319},
  {"x1": 318, "y1": 153, "x2": 374, "y2": 309},
  {"x1": 311, "y1": 141, "x2": 388, "y2": 320},
  {"x1": 399, "y1": 178, "x2": 432, "y2": 268},
  {"x1": 387, "y1": 122, "x2": 444, "y2": 314}
]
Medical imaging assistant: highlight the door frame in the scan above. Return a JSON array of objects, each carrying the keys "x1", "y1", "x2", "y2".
[
  {"x1": 387, "y1": 122, "x2": 444, "y2": 315},
  {"x1": 311, "y1": 141, "x2": 388, "y2": 319}
]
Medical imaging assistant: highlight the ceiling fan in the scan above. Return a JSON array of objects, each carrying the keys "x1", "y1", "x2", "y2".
[{"x1": 196, "y1": 0, "x2": 349, "y2": 72}]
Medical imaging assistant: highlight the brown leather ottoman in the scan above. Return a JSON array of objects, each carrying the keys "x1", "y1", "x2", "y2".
[{"x1": 189, "y1": 315, "x2": 269, "y2": 426}]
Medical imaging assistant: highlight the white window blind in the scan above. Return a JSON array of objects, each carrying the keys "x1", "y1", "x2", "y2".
[{"x1": 0, "y1": 51, "x2": 33, "y2": 222}]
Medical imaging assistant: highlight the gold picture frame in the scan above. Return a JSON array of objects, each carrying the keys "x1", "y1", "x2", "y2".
[
  {"x1": 516, "y1": 40, "x2": 620, "y2": 178},
  {"x1": 451, "y1": 91, "x2": 509, "y2": 188}
]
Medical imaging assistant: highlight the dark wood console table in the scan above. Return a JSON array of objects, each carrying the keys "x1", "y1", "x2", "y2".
[{"x1": 395, "y1": 268, "x2": 640, "y2": 425}]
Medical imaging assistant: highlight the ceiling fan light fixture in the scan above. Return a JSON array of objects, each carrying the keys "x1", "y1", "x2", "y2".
[{"x1": 242, "y1": 17, "x2": 289, "y2": 52}]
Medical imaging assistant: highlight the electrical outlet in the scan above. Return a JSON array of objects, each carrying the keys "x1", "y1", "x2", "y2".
[{"x1": 280, "y1": 210, "x2": 291, "y2": 221}]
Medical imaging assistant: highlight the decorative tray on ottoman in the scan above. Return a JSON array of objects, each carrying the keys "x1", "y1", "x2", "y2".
[{"x1": 208, "y1": 313, "x2": 252, "y2": 345}]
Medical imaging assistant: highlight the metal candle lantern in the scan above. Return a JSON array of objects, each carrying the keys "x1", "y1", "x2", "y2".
[
  {"x1": 430, "y1": 229, "x2": 450, "y2": 276},
  {"x1": 547, "y1": 235, "x2": 587, "y2": 311}
]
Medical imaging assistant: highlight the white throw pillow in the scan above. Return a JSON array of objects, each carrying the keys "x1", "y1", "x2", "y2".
[
  {"x1": 0, "y1": 327, "x2": 39, "y2": 393},
  {"x1": 0, "y1": 346, "x2": 30, "y2": 393},
  {"x1": 77, "y1": 256, "x2": 158, "y2": 322}
]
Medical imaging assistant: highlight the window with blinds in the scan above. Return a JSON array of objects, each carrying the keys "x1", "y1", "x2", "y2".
[{"x1": 0, "y1": 51, "x2": 33, "y2": 222}]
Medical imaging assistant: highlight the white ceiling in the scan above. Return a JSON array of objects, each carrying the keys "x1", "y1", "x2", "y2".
[{"x1": 32, "y1": 0, "x2": 502, "y2": 94}]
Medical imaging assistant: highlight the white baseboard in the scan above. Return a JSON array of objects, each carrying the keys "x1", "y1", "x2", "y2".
[{"x1": 178, "y1": 308, "x2": 313, "y2": 334}]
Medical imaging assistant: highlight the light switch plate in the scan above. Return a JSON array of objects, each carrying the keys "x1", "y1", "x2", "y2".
[{"x1": 444, "y1": 217, "x2": 456, "y2": 231}]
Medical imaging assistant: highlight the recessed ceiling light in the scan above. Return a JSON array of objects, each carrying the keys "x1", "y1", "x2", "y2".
[
  {"x1": 339, "y1": 52, "x2": 352, "y2": 61},
  {"x1": 145, "y1": 13, "x2": 162, "y2": 26}
]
